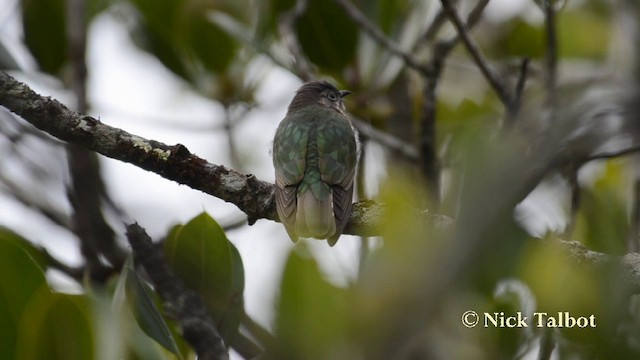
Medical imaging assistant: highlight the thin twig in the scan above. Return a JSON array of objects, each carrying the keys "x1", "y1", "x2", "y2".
[
  {"x1": 543, "y1": 0, "x2": 558, "y2": 109},
  {"x1": 439, "y1": 0, "x2": 512, "y2": 107},
  {"x1": 240, "y1": 310, "x2": 274, "y2": 348},
  {"x1": 279, "y1": 0, "x2": 315, "y2": 81},
  {"x1": 0, "y1": 176, "x2": 71, "y2": 229},
  {"x1": 418, "y1": 0, "x2": 491, "y2": 202},
  {"x1": 220, "y1": 214, "x2": 248, "y2": 232},
  {"x1": 505, "y1": 57, "x2": 531, "y2": 125},
  {"x1": 421, "y1": 9, "x2": 448, "y2": 44},
  {"x1": 438, "y1": 0, "x2": 490, "y2": 51},
  {"x1": 66, "y1": 0, "x2": 127, "y2": 277},
  {"x1": 582, "y1": 143, "x2": 640, "y2": 162},
  {"x1": 629, "y1": 180, "x2": 640, "y2": 252},
  {"x1": 223, "y1": 105, "x2": 241, "y2": 171},
  {"x1": 351, "y1": 116, "x2": 419, "y2": 161},
  {"x1": 356, "y1": 135, "x2": 370, "y2": 279},
  {"x1": 334, "y1": 0, "x2": 429, "y2": 75},
  {"x1": 537, "y1": 328, "x2": 556, "y2": 360}
]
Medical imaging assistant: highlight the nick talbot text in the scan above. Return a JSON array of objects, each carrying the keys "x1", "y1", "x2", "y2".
[{"x1": 484, "y1": 312, "x2": 596, "y2": 328}]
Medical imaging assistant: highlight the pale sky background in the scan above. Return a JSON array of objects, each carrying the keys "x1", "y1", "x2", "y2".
[{"x1": 0, "y1": 0, "x2": 562, "y2": 358}]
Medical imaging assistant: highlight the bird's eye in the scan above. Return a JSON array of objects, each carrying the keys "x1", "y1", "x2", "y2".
[{"x1": 327, "y1": 92, "x2": 338, "y2": 101}]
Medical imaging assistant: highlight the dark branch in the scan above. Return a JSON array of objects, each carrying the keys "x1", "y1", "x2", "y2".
[
  {"x1": 351, "y1": 116, "x2": 419, "y2": 161},
  {"x1": 334, "y1": 0, "x2": 429, "y2": 75},
  {"x1": 582, "y1": 143, "x2": 640, "y2": 162},
  {"x1": 126, "y1": 223, "x2": 229, "y2": 360},
  {"x1": 505, "y1": 57, "x2": 531, "y2": 125},
  {"x1": 548, "y1": 238, "x2": 640, "y2": 293},
  {"x1": 439, "y1": 0, "x2": 512, "y2": 107},
  {"x1": 0, "y1": 71, "x2": 379, "y2": 235},
  {"x1": 543, "y1": 0, "x2": 558, "y2": 108}
]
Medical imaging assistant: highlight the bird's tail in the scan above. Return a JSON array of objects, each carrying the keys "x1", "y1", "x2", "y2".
[{"x1": 295, "y1": 185, "x2": 336, "y2": 240}]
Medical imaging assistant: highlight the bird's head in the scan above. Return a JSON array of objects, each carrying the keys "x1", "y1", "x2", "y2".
[{"x1": 287, "y1": 80, "x2": 351, "y2": 115}]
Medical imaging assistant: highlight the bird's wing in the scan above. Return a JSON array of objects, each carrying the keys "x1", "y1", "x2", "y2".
[
  {"x1": 316, "y1": 112, "x2": 358, "y2": 245},
  {"x1": 273, "y1": 112, "x2": 309, "y2": 240}
]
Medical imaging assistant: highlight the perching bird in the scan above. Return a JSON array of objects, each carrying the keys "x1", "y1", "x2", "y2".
[{"x1": 273, "y1": 80, "x2": 358, "y2": 246}]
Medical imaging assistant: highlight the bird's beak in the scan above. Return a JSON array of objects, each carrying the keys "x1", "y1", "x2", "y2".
[{"x1": 339, "y1": 90, "x2": 352, "y2": 98}]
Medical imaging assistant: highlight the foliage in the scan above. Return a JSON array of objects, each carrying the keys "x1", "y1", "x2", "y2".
[{"x1": 3, "y1": 0, "x2": 640, "y2": 359}]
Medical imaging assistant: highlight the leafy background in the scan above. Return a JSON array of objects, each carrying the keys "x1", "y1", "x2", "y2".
[{"x1": 1, "y1": 0, "x2": 639, "y2": 359}]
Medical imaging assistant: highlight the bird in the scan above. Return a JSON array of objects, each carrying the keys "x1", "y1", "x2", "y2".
[{"x1": 272, "y1": 80, "x2": 358, "y2": 246}]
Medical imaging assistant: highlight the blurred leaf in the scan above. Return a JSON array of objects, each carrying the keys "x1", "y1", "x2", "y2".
[
  {"x1": 22, "y1": 0, "x2": 67, "y2": 74},
  {"x1": 217, "y1": 242, "x2": 245, "y2": 343},
  {"x1": 491, "y1": 19, "x2": 545, "y2": 59},
  {"x1": 16, "y1": 291, "x2": 94, "y2": 360},
  {"x1": 164, "y1": 212, "x2": 244, "y2": 343},
  {"x1": 572, "y1": 161, "x2": 629, "y2": 254},
  {"x1": 558, "y1": 9, "x2": 610, "y2": 59},
  {"x1": 371, "y1": 0, "x2": 412, "y2": 35},
  {"x1": 129, "y1": 0, "x2": 238, "y2": 82},
  {"x1": 0, "y1": 230, "x2": 48, "y2": 359},
  {"x1": 134, "y1": 22, "x2": 190, "y2": 80},
  {"x1": 519, "y1": 238, "x2": 603, "y2": 343},
  {"x1": 489, "y1": 8, "x2": 610, "y2": 61},
  {"x1": 297, "y1": 0, "x2": 358, "y2": 72},
  {"x1": 258, "y1": 0, "x2": 295, "y2": 39},
  {"x1": 130, "y1": 0, "x2": 182, "y2": 30},
  {"x1": 22, "y1": 0, "x2": 113, "y2": 74},
  {"x1": 0, "y1": 228, "x2": 48, "y2": 271},
  {"x1": 270, "y1": 246, "x2": 350, "y2": 359},
  {"x1": 185, "y1": 14, "x2": 236, "y2": 73},
  {"x1": 121, "y1": 259, "x2": 182, "y2": 357},
  {"x1": 129, "y1": 0, "x2": 188, "y2": 80},
  {"x1": 113, "y1": 265, "x2": 186, "y2": 360}
]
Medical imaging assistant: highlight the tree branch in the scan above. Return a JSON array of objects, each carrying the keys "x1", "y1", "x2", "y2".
[
  {"x1": 418, "y1": 0, "x2": 490, "y2": 202},
  {"x1": 350, "y1": 116, "x2": 419, "y2": 161},
  {"x1": 334, "y1": 0, "x2": 429, "y2": 75},
  {"x1": 548, "y1": 238, "x2": 640, "y2": 293},
  {"x1": 543, "y1": 0, "x2": 558, "y2": 109},
  {"x1": 125, "y1": 223, "x2": 229, "y2": 360},
  {"x1": 505, "y1": 57, "x2": 531, "y2": 125},
  {"x1": 439, "y1": 0, "x2": 512, "y2": 107},
  {"x1": 582, "y1": 143, "x2": 640, "y2": 162},
  {"x1": 6, "y1": 71, "x2": 640, "y2": 295},
  {"x1": 0, "y1": 71, "x2": 380, "y2": 234}
]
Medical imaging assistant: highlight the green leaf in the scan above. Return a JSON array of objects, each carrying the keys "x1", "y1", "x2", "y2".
[
  {"x1": 491, "y1": 19, "x2": 545, "y2": 59},
  {"x1": 217, "y1": 242, "x2": 245, "y2": 343},
  {"x1": 16, "y1": 291, "x2": 95, "y2": 360},
  {"x1": 185, "y1": 15, "x2": 236, "y2": 73},
  {"x1": 129, "y1": 0, "x2": 237, "y2": 80},
  {"x1": 164, "y1": 212, "x2": 244, "y2": 342},
  {"x1": 270, "y1": 246, "x2": 349, "y2": 359},
  {"x1": 296, "y1": 0, "x2": 358, "y2": 71},
  {"x1": 0, "y1": 230, "x2": 48, "y2": 359},
  {"x1": 372, "y1": 0, "x2": 412, "y2": 35},
  {"x1": 131, "y1": 21, "x2": 190, "y2": 80},
  {"x1": 558, "y1": 9, "x2": 610, "y2": 59},
  {"x1": 120, "y1": 258, "x2": 182, "y2": 357},
  {"x1": 22, "y1": 0, "x2": 67, "y2": 74},
  {"x1": 572, "y1": 161, "x2": 629, "y2": 254}
]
